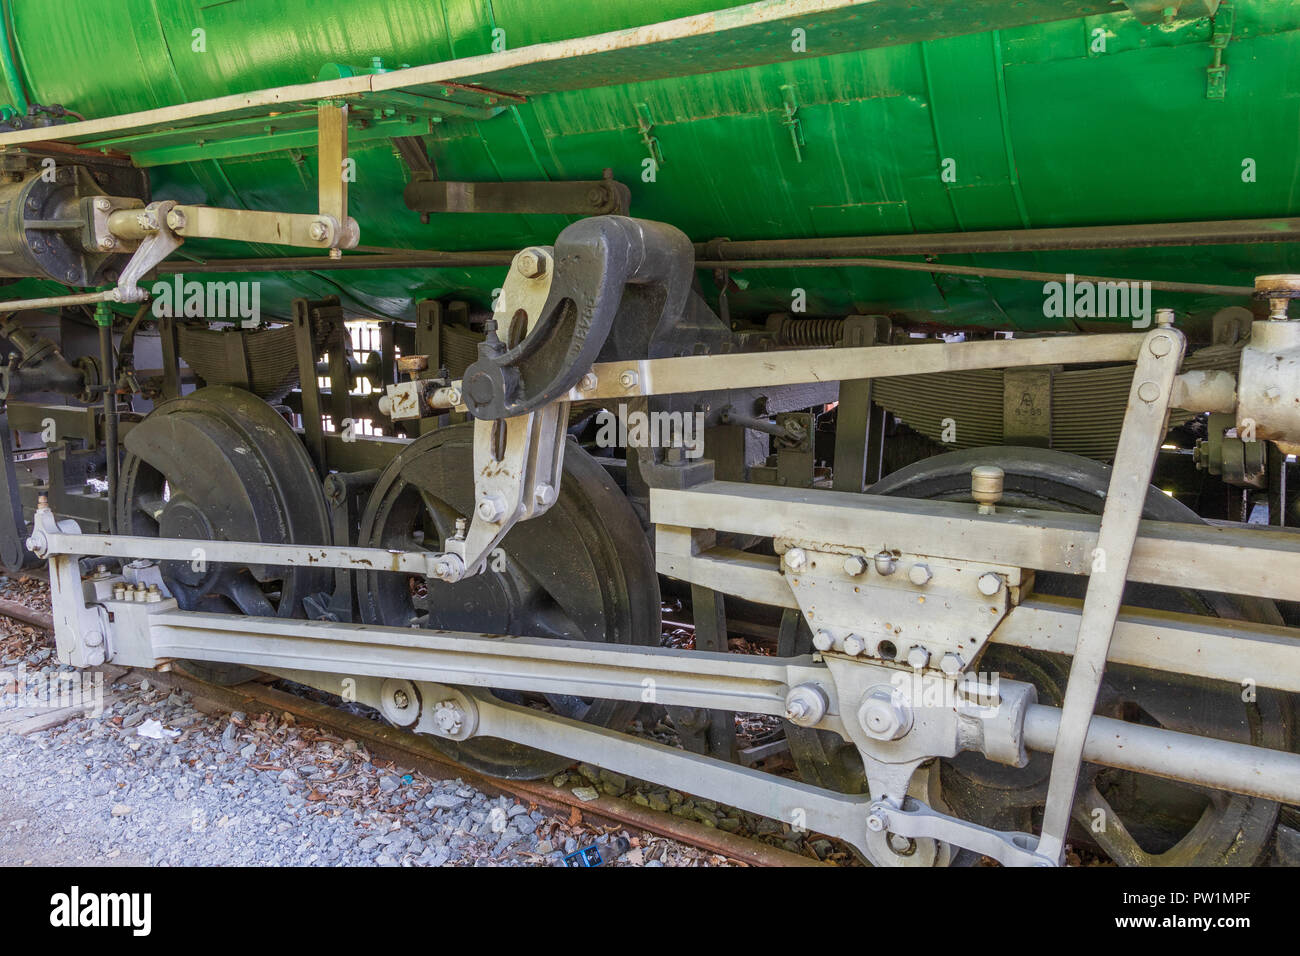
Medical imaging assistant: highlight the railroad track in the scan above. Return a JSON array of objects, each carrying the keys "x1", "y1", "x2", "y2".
[{"x1": 0, "y1": 598, "x2": 828, "y2": 868}]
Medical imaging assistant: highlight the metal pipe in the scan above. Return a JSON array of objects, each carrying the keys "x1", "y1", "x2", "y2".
[
  {"x1": 95, "y1": 304, "x2": 117, "y2": 534},
  {"x1": 1023, "y1": 704, "x2": 1300, "y2": 805},
  {"x1": 693, "y1": 217, "x2": 1300, "y2": 259},
  {"x1": 0, "y1": 288, "x2": 121, "y2": 311},
  {"x1": 153, "y1": 252, "x2": 516, "y2": 274},
  {"x1": 152, "y1": 251, "x2": 1251, "y2": 300},
  {"x1": 697, "y1": 257, "x2": 1255, "y2": 298}
]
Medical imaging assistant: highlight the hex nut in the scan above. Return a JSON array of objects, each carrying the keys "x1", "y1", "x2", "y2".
[
  {"x1": 906, "y1": 645, "x2": 930, "y2": 670},
  {"x1": 476, "y1": 494, "x2": 507, "y2": 523},
  {"x1": 842, "y1": 634, "x2": 867, "y2": 656},
  {"x1": 858, "y1": 687, "x2": 912, "y2": 741},
  {"x1": 784, "y1": 547, "x2": 808, "y2": 572},
  {"x1": 515, "y1": 248, "x2": 547, "y2": 279},
  {"x1": 843, "y1": 555, "x2": 869, "y2": 577},
  {"x1": 784, "y1": 683, "x2": 829, "y2": 727},
  {"x1": 812, "y1": 629, "x2": 834, "y2": 652},
  {"x1": 977, "y1": 572, "x2": 1004, "y2": 596},
  {"x1": 939, "y1": 653, "x2": 965, "y2": 676},
  {"x1": 908, "y1": 563, "x2": 933, "y2": 586}
]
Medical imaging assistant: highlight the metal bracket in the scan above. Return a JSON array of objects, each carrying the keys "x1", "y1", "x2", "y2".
[
  {"x1": 635, "y1": 103, "x2": 664, "y2": 169},
  {"x1": 780, "y1": 84, "x2": 806, "y2": 163},
  {"x1": 1207, "y1": 1, "x2": 1234, "y2": 100}
]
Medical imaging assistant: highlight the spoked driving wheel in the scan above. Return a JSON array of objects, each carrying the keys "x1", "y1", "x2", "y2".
[
  {"x1": 115, "y1": 387, "x2": 332, "y2": 680},
  {"x1": 356, "y1": 423, "x2": 660, "y2": 780},
  {"x1": 788, "y1": 446, "x2": 1293, "y2": 866}
]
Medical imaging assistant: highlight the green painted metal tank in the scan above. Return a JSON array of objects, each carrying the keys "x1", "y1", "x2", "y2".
[{"x1": 3, "y1": 0, "x2": 1299, "y2": 334}]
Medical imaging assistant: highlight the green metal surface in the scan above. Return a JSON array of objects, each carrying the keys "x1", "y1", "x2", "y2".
[{"x1": 3, "y1": 0, "x2": 1300, "y2": 334}]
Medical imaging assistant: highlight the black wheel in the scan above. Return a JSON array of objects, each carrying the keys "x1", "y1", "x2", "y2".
[
  {"x1": 115, "y1": 385, "x2": 332, "y2": 620},
  {"x1": 356, "y1": 424, "x2": 660, "y2": 780},
  {"x1": 789, "y1": 446, "x2": 1292, "y2": 866}
]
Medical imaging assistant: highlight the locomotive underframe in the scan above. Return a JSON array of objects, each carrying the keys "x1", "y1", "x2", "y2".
[
  {"x1": 24, "y1": 317, "x2": 1300, "y2": 867},
  {"x1": 0, "y1": 0, "x2": 1296, "y2": 866}
]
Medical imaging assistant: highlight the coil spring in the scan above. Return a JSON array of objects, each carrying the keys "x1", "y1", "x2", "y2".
[{"x1": 774, "y1": 316, "x2": 844, "y2": 347}]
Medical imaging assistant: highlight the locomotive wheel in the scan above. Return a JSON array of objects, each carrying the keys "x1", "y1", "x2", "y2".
[
  {"x1": 115, "y1": 386, "x2": 332, "y2": 625},
  {"x1": 788, "y1": 446, "x2": 1292, "y2": 866},
  {"x1": 356, "y1": 424, "x2": 660, "y2": 780}
]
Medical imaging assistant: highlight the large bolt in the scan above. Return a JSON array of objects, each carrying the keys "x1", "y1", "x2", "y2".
[
  {"x1": 842, "y1": 634, "x2": 866, "y2": 657},
  {"x1": 977, "y1": 572, "x2": 1004, "y2": 596},
  {"x1": 578, "y1": 372, "x2": 598, "y2": 392},
  {"x1": 858, "y1": 686, "x2": 912, "y2": 741},
  {"x1": 166, "y1": 209, "x2": 187, "y2": 231},
  {"x1": 908, "y1": 563, "x2": 933, "y2": 586},
  {"x1": 619, "y1": 369, "x2": 639, "y2": 390},
  {"x1": 784, "y1": 547, "x2": 808, "y2": 572},
  {"x1": 843, "y1": 555, "x2": 868, "y2": 577},
  {"x1": 873, "y1": 550, "x2": 897, "y2": 575},
  {"x1": 971, "y1": 465, "x2": 1004, "y2": 515},
  {"x1": 939, "y1": 652, "x2": 965, "y2": 676},
  {"x1": 784, "y1": 683, "x2": 829, "y2": 727},
  {"x1": 515, "y1": 248, "x2": 547, "y2": 279},
  {"x1": 1148, "y1": 333, "x2": 1174, "y2": 357},
  {"x1": 812, "y1": 629, "x2": 834, "y2": 652},
  {"x1": 534, "y1": 483, "x2": 555, "y2": 507},
  {"x1": 476, "y1": 494, "x2": 507, "y2": 523},
  {"x1": 308, "y1": 220, "x2": 330, "y2": 242},
  {"x1": 906, "y1": 645, "x2": 930, "y2": 670},
  {"x1": 432, "y1": 700, "x2": 464, "y2": 737}
]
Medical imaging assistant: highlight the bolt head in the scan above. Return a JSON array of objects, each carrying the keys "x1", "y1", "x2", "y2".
[
  {"x1": 94, "y1": 197, "x2": 111, "y2": 212},
  {"x1": 784, "y1": 547, "x2": 807, "y2": 572},
  {"x1": 433, "y1": 701, "x2": 463, "y2": 736},
  {"x1": 858, "y1": 687, "x2": 911, "y2": 741},
  {"x1": 866, "y1": 813, "x2": 885, "y2": 833},
  {"x1": 843, "y1": 555, "x2": 868, "y2": 577},
  {"x1": 842, "y1": 634, "x2": 866, "y2": 656},
  {"x1": 534, "y1": 483, "x2": 555, "y2": 507},
  {"x1": 578, "y1": 372, "x2": 598, "y2": 392},
  {"x1": 308, "y1": 220, "x2": 329, "y2": 242},
  {"x1": 906, "y1": 645, "x2": 930, "y2": 670},
  {"x1": 812, "y1": 629, "x2": 834, "y2": 652},
  {"x1": 618, "y1": 369, "x2": 639, "y2": 389},
  {"x1": 939, "y1": 652, "x2": 965, "y2": 676},
  {"x1": 908, "y1": 563, "x2": 933, "y2": 586},
  {"x1": 784, "y1": 683, "x2": 828, "y2": 727},
  {"x1": 515, "y1": 248, "x2": 547, "y2": 279},
  {"x1": 476, "y1": 495, "x2": 507, "y2": 523},
  {"x1": 977, "y1": 572, "x2": 1003, "y2": 596}
]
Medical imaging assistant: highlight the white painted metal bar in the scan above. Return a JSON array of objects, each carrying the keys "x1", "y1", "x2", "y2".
[
  {"x1": 994, "y1": 597, "x2": 1300, "y2": 694},
  {"x1": 1036, "y1": 326, "x2": 1185, "y2": 863},
  {"x1": 1024, "y1": 706, "x2": 1300, "y2": 806},
  {"x1": 650, "y1": 484, "x2": 1300, "y2": 602},
  {"x1": 145, "y1": 608, "x2": 827, "y2": 718},
  {"x1": 579, "y1": 333, "x2": 1143, "y2": 401}
]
